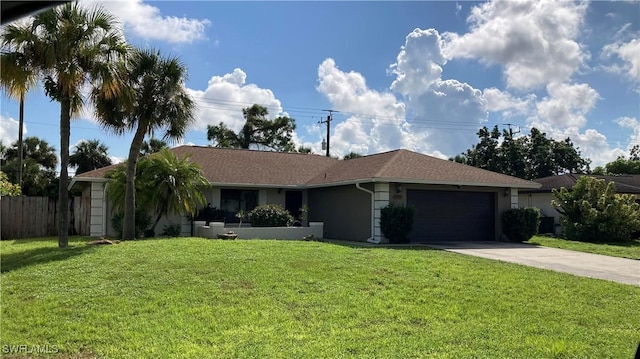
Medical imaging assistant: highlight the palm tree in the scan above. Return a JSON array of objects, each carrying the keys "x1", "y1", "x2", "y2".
[
  {"x1": 94, "y1": 48, "x2": 195, "y2": 240},
  {"x1": 105, "y1": 149, "x2": 207, "y2": 235},
  {"x1": 1, "y1": 3, "x2": 128, "y2": 247},
  {"x1": 1, "y1": 36, "x2": 38, "y2": 189},
  {"x1": 140, "y1": 138, "x2": 169, "y2": 156},
  {"x1": 69, "y1": 139, "x2": 112, "y2": 175}
]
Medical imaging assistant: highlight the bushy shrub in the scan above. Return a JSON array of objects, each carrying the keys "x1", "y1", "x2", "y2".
[
  {"x1": 162, "y1": 224, "x2": 182, "y2": 237},
  {"x1": 380, "y1": 204, "x2": 415, "y2": 244},
  {"x1": 552, "y1": 176, "x2": 640, "y2": 242},
  {"x1": 248, "y1": 204, "x2": 294, "y2": 227},
  {"x1": 502, "y1": 207, "x2": 540, "y2": 242},
  {"x1": 111, "y1": 207, "x2": 153, "y2": 239}
]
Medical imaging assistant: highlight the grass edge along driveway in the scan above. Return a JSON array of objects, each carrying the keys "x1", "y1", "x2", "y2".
[
  {"x1": 1, "y1": 237, "x2": 639, "y2": 358},
  {"x1": 527, "y1": 235, "x2": 640, "y2": 260}
]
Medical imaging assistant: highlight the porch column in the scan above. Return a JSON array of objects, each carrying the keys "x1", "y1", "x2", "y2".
[
  {"x1": 90, "y1": 182, "x2": 105, "y2": 237},
  {"x1": 373, "y1": 182, "x2": 390, "y2": 243}
]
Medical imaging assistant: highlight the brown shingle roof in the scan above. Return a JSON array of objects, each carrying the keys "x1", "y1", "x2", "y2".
[
  {"x1": 521, "y1": 173, "x2": 640, "y2": 194},
  {"x1": 76, "y1": 146, "x2": 339, "y2": 187},
  {"x1": 75, "y1": 146, "x2": 540, "y2": 189},
  {"x1": 306, "y1": 149, "x2": 539, "y2": 188}
]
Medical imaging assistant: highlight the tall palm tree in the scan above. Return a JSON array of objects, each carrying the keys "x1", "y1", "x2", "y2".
[
  {"x1": 69, "y1": 139, "x2": 112, "y2": 175},
  {"x1": 0, "y1": 38, "x2": 38, "y2": 189},
  {"x1": 1, "y1": 3, "x2": 128, "y2": 247},
  {"x1": 94, "y1": 48, "x2": 195, "y2": 240}
]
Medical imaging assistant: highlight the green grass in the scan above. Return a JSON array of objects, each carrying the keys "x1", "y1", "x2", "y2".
[
  {"x1": 527, "y1": 235, "x2": 640, "y2": 260},
  {"x1": 1, "y1": 237, "x2": 639, "y2": 358}
]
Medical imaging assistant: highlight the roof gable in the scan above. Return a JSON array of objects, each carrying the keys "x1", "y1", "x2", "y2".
[{"x1": 306, "y1": 149, "x2": 538, "y2": 188}]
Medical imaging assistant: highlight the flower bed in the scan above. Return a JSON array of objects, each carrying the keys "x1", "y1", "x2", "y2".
[{"x1": 196, "y1": 222, "x2": 323, "y2": 240}]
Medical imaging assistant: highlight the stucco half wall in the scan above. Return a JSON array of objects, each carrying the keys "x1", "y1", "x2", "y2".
[{"x1": 308, "y1": 184, "x2": 372, "y2": 241}]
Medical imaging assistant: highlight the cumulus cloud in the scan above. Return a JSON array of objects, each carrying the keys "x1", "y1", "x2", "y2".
[
  {"x1": 188, "y1": 68, "x2": 285, "y2": 135},
  {"x1": 483, "y1": 88, "x2": 535, "y2": 117},
  {"x1": 443, "y1": 0, "x2": 588, "y2": 90},
  {"x1": 616, "y1": 116, "x2": 640, "y2": 151},
  {"x1": 535, "y1": 82, "x2": 599, "y2": 128},
  {"x1": 94, "y1": 0, "x2": 210, "y2": 44},
  {"x1": 317, "y1": 58, "x2": 426, "y2": 156},
  {"x1": 0, "y1": 115, "x2": 22, "y2": 146},
  {"x1": 602, "y1": 39, "x2": 640, "y2": 82},
  {"x1": 389, "y1": 29, "x2": 487, "y2": 156}
]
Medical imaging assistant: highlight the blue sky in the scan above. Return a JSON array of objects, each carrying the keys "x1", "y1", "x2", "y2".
[{"x1": 1, "y1": 0, "x2": 639, "y2": 174}]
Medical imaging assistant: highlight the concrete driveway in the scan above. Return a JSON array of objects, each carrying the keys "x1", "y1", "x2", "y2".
[{"x1": 424, "y1": 241, "x2": 640, "y2": 286}]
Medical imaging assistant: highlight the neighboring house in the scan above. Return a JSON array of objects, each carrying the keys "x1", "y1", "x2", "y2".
[
  {"x1": 519, "y1": 173, "x2": 640, "y2": 232},
  {"x1": 70, "y1": 146, "x2": 540, "y2": 243}
]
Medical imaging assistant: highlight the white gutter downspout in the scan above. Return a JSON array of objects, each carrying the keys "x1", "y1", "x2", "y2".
[{"x1": 356, "y1": 183, "x2": 379, "y2": 244}]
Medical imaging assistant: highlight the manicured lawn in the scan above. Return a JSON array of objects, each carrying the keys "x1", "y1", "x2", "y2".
[
  {"x1": 527, "y1": 235, "x2": 640, "y2": 260},
  {"x1": 1, "y1": 237, "x2": 639, "y2": 358}
]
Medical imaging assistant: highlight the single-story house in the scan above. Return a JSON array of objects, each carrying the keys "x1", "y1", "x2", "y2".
[
  {"x1": 71, "y1": 146, "x2": 540, "y2": 243},
  {"x1": 519, "y1": 173, "x2": 640, "y2": 233}
]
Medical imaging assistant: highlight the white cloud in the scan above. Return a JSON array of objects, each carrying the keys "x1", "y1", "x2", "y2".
[
  {"x1": 483, "y1": 88, "x2": 535, "y2": 117},
  {"x1": 94, "y1": 0, "x2": 210, "y2": 44},
  {"x1": 616, "y1": 116, "x2": 640, "y2": 151},
  {"x1": 534, "y1": 82, "x2": 599, "y2": 128},
  {"x1": 317, "y1": 58, "x2": 430, "y2": 156},
  {"x1": 389, "y1": 29, "x2": 488, "y2": 156},
  {"x1": 0, "y1": 115, "x2": 23, "y2": 146},
  {"x1": 188, "y1": 68, "x2": 285, "y2": 136},
  {"x1": 443, "y1": 0, "x2": 588, "y2": 90},
  {"x1": 602, "y1": 39, "x2": 640, "y2": 82}
]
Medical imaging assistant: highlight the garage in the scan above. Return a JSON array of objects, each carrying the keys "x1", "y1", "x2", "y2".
[{"x1": 407, "y1": 190, "x2": 495, "y2": 242}]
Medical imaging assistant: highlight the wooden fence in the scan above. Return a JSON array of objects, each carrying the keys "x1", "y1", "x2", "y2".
[{"x1": 0, "y1": 196, "x2": 90, "y2": 239}]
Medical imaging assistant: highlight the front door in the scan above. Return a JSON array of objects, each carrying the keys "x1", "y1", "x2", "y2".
[{"x1": 285, "y1": 190, "x2": 303, "y2": 219}]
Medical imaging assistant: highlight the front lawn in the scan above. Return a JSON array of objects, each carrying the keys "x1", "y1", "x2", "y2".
[
  {"x1": 527, "y1": 235, "x2": 640, "y2": 260},
  {"x1": 1, "y1": 237, "x2": 639, "y2": 358}
]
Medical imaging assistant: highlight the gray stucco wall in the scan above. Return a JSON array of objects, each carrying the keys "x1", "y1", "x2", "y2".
[{"x1": 308, "y1": 184, "x2": 371, "y2": 241}]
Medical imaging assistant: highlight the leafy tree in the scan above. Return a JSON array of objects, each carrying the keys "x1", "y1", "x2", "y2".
[
  {"x1": 552, "y1": 176, "x2": 640, "y2": 242},
  {"x1": 140, "y1": 138, "x2": 168, "y2": 156},
  {"x1": 0, "y1": 171, "x2": 21, "y2": 196},
  {"x1": 69, "y1": 139, "x2": 112, "y2": 175},
  {"x1": 207, "y1": 104, "x2": 297, "y2": 152},
  {"x1": 2, "y1": 137, "x2": 57, "y2": 196},
  {"x1": 343, "y1": 152, "x2": 363, "y2": 160},
  {"x1": 604, "y1": 157, "x2": 640, "y2": 175},
  {"x1": 459, "y1": 126, "x2": 590, "y2": 180},
  {"x1": 105, "y1": 149, "x2": 208, "y2": 235},
  {"x1": 1, "y1": 3, "x2": 128, "y2": 247},
  {"x1": 296, "y1": 145, "x2": 313, "y2": 154},
  {"x1": 94, "y1": 48, "x2": 195, "y2": 240}
]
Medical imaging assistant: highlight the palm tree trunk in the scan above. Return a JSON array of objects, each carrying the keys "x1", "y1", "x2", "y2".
[
  {"x1": 58, "y1": 97, "x2": 71, "y2": 248},
  {"x1": 122, "y1": 120, "x2": 148, "y2": 240},
  {"x1": 17, "y1": 92, "x2": 24, "y2": 188}
]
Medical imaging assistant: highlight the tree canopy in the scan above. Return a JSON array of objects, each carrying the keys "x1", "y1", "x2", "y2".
[
  {"x1": 69, "y1": 139, "x2": 112, "y2": 175},
  {"x1": 140, "y1": 138, "x2": 169, "y2": 156},
  {"x1": 454, "y1": 126, "x2": 590, "y2": 180},
  {"x1": 1, "y1": 136, "x2": 57, "y2": 196},
  {"x1": 593, "y1": 145, "x2": 640, "y2": 175},
  {"x1": 207, "y1": 104, "x2": 297, "y2": 152}
]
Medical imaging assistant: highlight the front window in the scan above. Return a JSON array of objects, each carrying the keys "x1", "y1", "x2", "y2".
[{"x1": 221, "y1": 189, "x2": 258, "y2": 223}]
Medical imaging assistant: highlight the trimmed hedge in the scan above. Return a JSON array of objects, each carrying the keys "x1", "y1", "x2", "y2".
[
  {"x1": 502, "y1": 207, "x2": 540, "y2": 242},
  {"x1": 248, "y1": 204, "x2": 294, "y2": 227},
  {"x1": 380, "y1": 204, "x2": 415, "y2": 244}
]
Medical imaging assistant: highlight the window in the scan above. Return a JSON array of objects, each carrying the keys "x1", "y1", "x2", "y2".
[{"x1": 221, "y1": 189, "x2": 258, "y2": 222}]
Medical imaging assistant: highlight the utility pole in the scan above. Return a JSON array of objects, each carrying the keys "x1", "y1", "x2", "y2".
[
  {"x1": 319, "y1": 110, "x2": 338, "y2": 157},
  {"x1": 504, "y1": 123, "x2": 520, "y2": 137}
]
